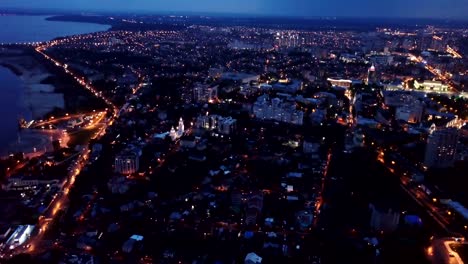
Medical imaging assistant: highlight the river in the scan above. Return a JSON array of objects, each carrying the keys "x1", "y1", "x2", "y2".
[
  {"x1": 0, "y1": 15, "x2": 110, "y2": 154},
  {"x1": 0, "y1": 15, "x2": 110, "y2": 44}
]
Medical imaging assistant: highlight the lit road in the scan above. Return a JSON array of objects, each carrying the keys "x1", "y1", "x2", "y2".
[
  {"x1": 28, "y1": 112, "x2": 99, "y2": 129},
  {"x1": 314, "y1": 149, "x2": 332, "y2": 227},
  {"x1": 376, "y1": 153, "x2": 465, "y2": 238},
  {"x1": 24, "y1": 138, "x2": 92, "y2": 253},
  {"x1": 409, "y1": 53, "x2": 459, "y2": 93},
  {"x1": 447, "y1": 46, "x2": 463, "y2": 59},
  {"x1": 35, "y1": 42, "x2": 119, "y2": 117},
  {"x1": 428, "y1": 238, "x2": 466, "y2": 264},
  {"x1": 442, "y1": 240, "x2": 464, "y2": 264},
  {"x1": 18, "y1": 42, "x2": 122, "y2": 255},
  {"x1": 21, "y1": 40, "x2": 149, "y2": 255}
]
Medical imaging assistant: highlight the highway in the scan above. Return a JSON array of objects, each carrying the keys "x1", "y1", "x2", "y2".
[
  {"x1": 35, "y1": 42, "x2": 119, "y2": 117},
  {"x1": 16, "y1": 42, "x2": 122, "y2": 255},
  {"x1": 22, "y1": 40, "x2": 149, "y2": 255},
  {"x1": 447, "y1": 46, "x2": 463, "y2": 59},
  {"x1": 27, "y1": 112, "x2": 99, "y2": 129},
  {"x1": 376, "y1": 151, "x2": 466, "y2": 239},
  {"x1": 428, "y1": 238, "x2": 466, "y2": 264},
  {"x1": 314, "y1": 149, "x2": 332, "y2": 227}
]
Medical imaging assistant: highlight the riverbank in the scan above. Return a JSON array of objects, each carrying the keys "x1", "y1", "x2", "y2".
[
  {"x1": 0, "y1": 62, "x2": 22, "y2": 76},
  {"x1": 2, "y1": 129, "x2": 70, "y2": 158},
  {"x1": 46, "y1": 14, "x2": 185, "y2": 31},
  {"x1": 0, "y1": 49, "x2": 65, "y2": 119}
]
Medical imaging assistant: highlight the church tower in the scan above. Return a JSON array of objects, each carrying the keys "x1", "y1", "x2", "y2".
[
  {"x1": 177, "y1": 117, "x2": 185, "y2": 137},
  {"x1": 170, "y1": 127, "x2": 177, "y2": 141}
]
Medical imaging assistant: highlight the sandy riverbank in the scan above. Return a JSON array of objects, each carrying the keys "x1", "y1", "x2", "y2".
[{"x1": 0, "y1": 50, "x2": 65, "y2": 119}]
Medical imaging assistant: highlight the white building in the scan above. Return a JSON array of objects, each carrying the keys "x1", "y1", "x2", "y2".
[
  {"x1": 327, "y1": 77, "x2": 352, "y2": 89},
  {"x1": 253, "y1": 96, "x2": 304, "y2": 125},
  {"x1": 414, "y1": 80, "x2": 449, "y2": 92},
  {"x1": 170, "y1": 117, "x2": 186, "y2": 141},
  {"x1": 6, "y1": 225, "x2": 35, "y2": 250},
  {"x1": 424, "y1": 125, "x2": 459, "y2": 168}
]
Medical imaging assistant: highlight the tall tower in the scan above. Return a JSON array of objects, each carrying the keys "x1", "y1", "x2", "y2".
[
  {"x1": 177, "y1": 117, "x2": 184, "y2": 137},
  {"x1": 424, "y1": 126, "x2": 458, "y2": 168},
  {"x1": 170, "y1": 127, "x2": 177, "y2": 141},
  {"x1": 367, "y1": 64, "x2": 377, "y2": 85}
]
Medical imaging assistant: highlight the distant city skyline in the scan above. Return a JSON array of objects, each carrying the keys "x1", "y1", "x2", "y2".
[{"x1": 1, "y1": 0, "x2": 467, "y2": 19}]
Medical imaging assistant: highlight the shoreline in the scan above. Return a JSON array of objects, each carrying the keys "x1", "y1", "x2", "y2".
[
  {"x1": 0, "y1": 53, "x2": 65, "y2": 119},
  {"x1": 45, "y1": 15, "x2": 113, "y2": 27},
  {"x1": 1, "y1": 129, "x2": 70, "y2": 158},
  {"x1": 0, "y1": 15, "x2": 111, "y2": 45},
  {"x1": 0, "y1": 53, "x2": 67, "y2": 157},
  {"x1": 0, "y1": 62, "x2": 23, "y2": 76}
]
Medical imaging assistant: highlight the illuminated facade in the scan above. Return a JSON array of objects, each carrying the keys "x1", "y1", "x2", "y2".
[
  {"x1": 414, "y1": 80, "x2": 449, "y2": 92},
  {"x1": 327, "y1": 77, "x2": 352, "y2": 88},
  {"x1": 424, "y1": 126, "x2": 459, "y2": 168},
  {"x1": 170, "y1": 117, "x2": 185, "y2": 141},
  {"x1": 5, "y1": 225, "x2": 35, "y2": 250}
]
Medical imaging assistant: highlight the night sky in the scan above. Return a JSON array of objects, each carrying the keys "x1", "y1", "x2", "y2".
[{"x1": 1, "y1": 0, "x2": 467, "y2": 19}]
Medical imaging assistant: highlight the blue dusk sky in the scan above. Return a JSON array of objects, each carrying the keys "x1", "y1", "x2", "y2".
[{"x1": 0, "y1": 0, "x2": 467, "y2": 19}]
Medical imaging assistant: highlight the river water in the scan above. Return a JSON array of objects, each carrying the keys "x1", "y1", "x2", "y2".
[{"x1": 0, "y1": 15, "x2": 110, "y2": 153}]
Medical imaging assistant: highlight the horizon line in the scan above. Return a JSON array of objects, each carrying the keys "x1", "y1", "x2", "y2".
[{"x1": 1, "y1": 7, "x2": 468, "y2": 22}]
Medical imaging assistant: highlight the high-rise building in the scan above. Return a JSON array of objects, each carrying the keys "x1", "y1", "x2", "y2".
[
  {"x1": 217, "y1": 117, "x2": 237, "y2": 135},
  {"x1": 424, "y1": 126, "x2": 459, "y2": 168},
  {"x1": 245, "y1": 192, "x2": 263, "y2": 225},
  {"x1": 395, "y1": 101, "x2": 424, "y2": 124},
  {"x1": 195, "y1": 115, "x2": 237, "y2": 135},
  {"x1": 231, "y1": 189, "x2": 242, "y2": 210},
  {"x1": 275, "y1": 32, "x2": 300, "y2": 48},
  {"x1": 253, "y1": 96, "x2": 304, "y2": 125},
  {"x1": 115, "y1": 150, "x2": 140, "y2": 175},
  {"x1": 193, "y1": 84, "x2": 218, "y2": 103}
]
